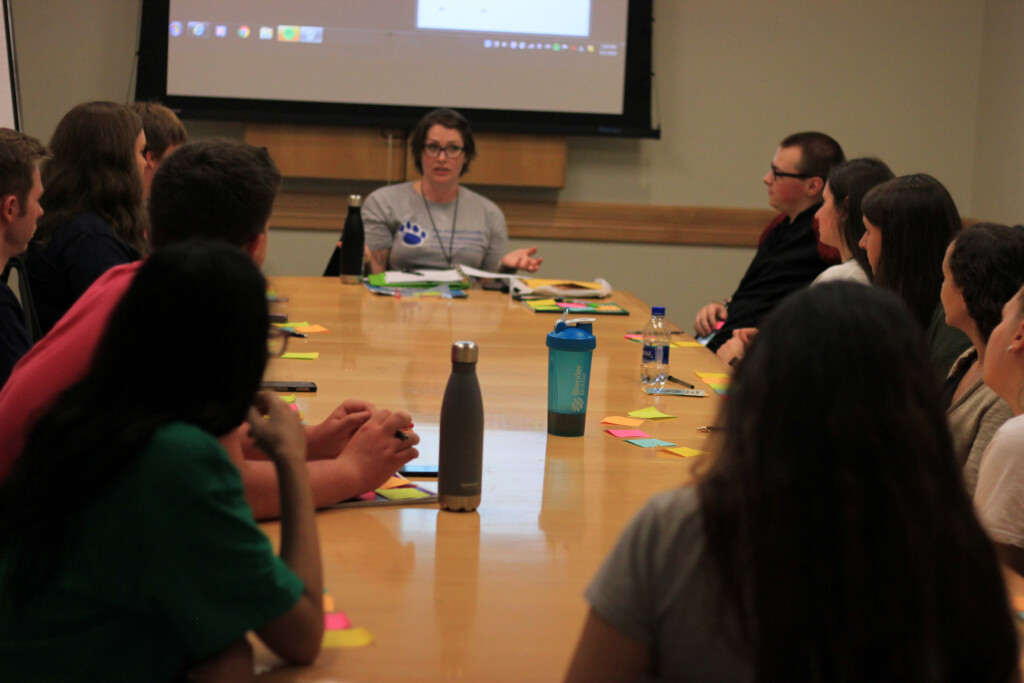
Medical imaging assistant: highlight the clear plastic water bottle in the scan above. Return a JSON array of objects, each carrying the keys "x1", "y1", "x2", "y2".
[{"x1": 641, "y1": 306, "x2": 670, "y2": 389}]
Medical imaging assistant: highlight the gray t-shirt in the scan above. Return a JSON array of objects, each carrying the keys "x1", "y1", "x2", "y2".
[
  {"x1": 363, "y1": 181, "x2": 508, "y2": 272},
  {"x1": 585, "y1": 487, "x2": 752, "y2": 681}
]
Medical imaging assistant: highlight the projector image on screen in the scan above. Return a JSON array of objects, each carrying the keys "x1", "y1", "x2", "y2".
[{"x1": 137, "y1": 0, "x2": 657, "y2": 138}]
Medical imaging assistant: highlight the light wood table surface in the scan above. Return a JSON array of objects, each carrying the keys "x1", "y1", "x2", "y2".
[{"x1": 254, "y1": 278, "x2": 729, "y2": 681}]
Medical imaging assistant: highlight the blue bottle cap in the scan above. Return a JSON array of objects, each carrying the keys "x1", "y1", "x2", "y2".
[
  {"x1": 546, "y1": 318, "x2": 597, "y2": 351},
  {"x1": 651, "y1": 306, "x2": 665, "y2": 316}
]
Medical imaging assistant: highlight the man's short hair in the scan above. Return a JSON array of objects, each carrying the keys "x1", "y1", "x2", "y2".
[
  {"x1": 409, "y1": 107, "x2": 477, "y2": 176},
  {"x1": 0, "y1": 129, "x2": 48, "y2": 212},
  {"x1": 148, "y1": 139, "x2": 281, "y2": 250},
  {"x1": 780, "y1": 132, "x2": 845, "y2": 181},
  {"x1": 129, "y1": 101, "x2": 187, "y2": 160}
]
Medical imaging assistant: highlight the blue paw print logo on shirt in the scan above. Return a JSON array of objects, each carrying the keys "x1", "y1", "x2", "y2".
[{"x1": 399, "y1": 222, "x2": 428, "y2": 246}]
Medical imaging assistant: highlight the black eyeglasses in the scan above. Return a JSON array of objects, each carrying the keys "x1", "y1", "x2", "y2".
[
  {"x1": 267, "y1": 327, "x2": 289, "y2": 358},
  {"x1": 769, "y1": 165, "x2": 811, "y2": 182},
  {"x1": 424, "y1": 143, "x2": 465, "y2": 159}
]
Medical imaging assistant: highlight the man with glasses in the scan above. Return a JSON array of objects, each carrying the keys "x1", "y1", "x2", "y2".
[{"x1": 694, "y1": 132, "x2": 845, "y2": 354}]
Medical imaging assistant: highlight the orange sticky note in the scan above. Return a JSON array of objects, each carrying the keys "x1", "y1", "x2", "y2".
[
  {"x1": 293, "y1": 324, "x2": 329, "y2": 333},
  {"x1": 377, "y1": 475, "x2": 410, "y2": 490},
  {"x1": 322, "y1": 593, "x2": 335, "y2": 613},
  {"x1": 602, "y1": 416, "x2": 644, "y2": 427}
]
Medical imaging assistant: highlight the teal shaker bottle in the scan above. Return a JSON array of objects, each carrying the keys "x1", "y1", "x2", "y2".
[{"x1": 546, "y1": 314, "x2": 597, "y2": 437}]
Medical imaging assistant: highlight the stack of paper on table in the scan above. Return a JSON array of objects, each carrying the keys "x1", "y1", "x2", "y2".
[{"x1": 510, "y1": 277, "x2": 612, "y2": 298}]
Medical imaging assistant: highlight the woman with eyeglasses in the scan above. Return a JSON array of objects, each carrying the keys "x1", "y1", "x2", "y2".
[
  {"x1": 364, "y1": 108, "x2": 542, "y2": 274},
  {"x1": 0, "y1": 242, "x2": 325, "y2": 681}
]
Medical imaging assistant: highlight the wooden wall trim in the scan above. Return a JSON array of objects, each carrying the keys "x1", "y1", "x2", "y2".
[{"x1": 269, "y1": 190, "x2": 776, "y2": 247}]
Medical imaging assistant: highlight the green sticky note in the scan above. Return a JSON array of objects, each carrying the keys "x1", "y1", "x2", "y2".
[
  {"x1": 280, "y1": 352, "x2": 319, "y2": 360},
  {"x1": 377, "y1": 487, "x2": 431, "y2": 500},
  {"x1": 628, "y1": 406, "x2": 676, "y2": 420}
]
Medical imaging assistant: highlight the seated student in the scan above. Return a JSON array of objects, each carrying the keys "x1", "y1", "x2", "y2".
[
  {"x1": 940, "y1": 223, "x2": 1024, "y2": 492},
  {"x1": 974, "y1": 284, "x2": 1024, "y2": 576},
  {"x1": 364, "y1": 108, "x2": 542, "y2": 274},
  {"x1": 566, "y1": 283, "x2": 1018, "y2": 682},
  {"x1": 694, "y1": 132, "x2": 844, "y2": 352},
  {"x1": 0, "y1": 242, "x2": 326, "y2": 681},
  {"x1": 810, "y1": 157, "x2": 894, "y2": 286},
  {"x1": 129, "y1": 100, "x2": 187, "y2": 199},
  {"x1": 0, "y1": 129, "x2": 47, "y2": 386},
  {"x1": 860, "y1": 174, "x2": 970, "y2": 377},
  {"x1": 27, "y1": 101, "x2": 149, "y2": 333},
  {"x1": 716, "y1": 157, "x2": 894, "y2": 364},
  {"x1": 0, "y1": 140, "x2": 420, "y2": 519}
]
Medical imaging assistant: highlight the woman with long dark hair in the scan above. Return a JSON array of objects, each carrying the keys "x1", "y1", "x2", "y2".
[
  {"x1": 27, "y1": 101, "x2": 149, "y2": 333},
  {"x1": 566, "y1": 283, "x2": 1018, "y2": 682},
  {"x1": 940, "y1": 223, "x2": 1024, "y2": 491},
  {"x1": 860, "y1": 173, "x2": 970, "y2": 376},
  {"x1": 811, "y1": 157, "x2": 894, "y2": 285},
  {"x1": 0, "y1": 242, "x2": 325, "y2": 681}
]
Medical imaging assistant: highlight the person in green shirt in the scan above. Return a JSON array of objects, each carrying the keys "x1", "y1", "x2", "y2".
[{"x1": 0, "y1": 242, "x2": 344, "y2": 680}]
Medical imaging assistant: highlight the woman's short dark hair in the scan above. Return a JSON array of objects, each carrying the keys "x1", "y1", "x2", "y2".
[
  {"x1": 0, "y1": 241, "x2": 269, "y2": 606},
  {"x1": 827, "y1": 157, "x2": 895, "y2": 278},
  {"x1": 36, "y1": 101, "x2": 148, "y2": 255},
  {"x1": 698, "y1": 282, "x2": 1018, "y2": 680},
  {"x1": 409, "y1": 108, "x2": 476, "y2": 176},
  {"x1": 949, "y1": 222, "x2": 1024, "y2": 341},
  {"x1": 861, "y1": 174, "x2": 962, "y2": 329}
]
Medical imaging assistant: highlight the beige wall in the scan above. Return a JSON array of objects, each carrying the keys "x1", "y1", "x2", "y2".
[
  {"x1": 972, "y1": 0, "x2": 1024, "y2": 225},
  {"x1": 10, "y1": 0, "x2": 1006, "y2": 329}
]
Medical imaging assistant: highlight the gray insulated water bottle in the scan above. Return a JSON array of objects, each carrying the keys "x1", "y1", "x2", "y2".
[{"x1": 438, "y1": 341, "x2": 484, "y2": 512}]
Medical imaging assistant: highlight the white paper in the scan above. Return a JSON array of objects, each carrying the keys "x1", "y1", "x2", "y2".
[
  {"x1": 458, "y1": 265, "x2": 515, "y2": 279},
  {"x1": 384, "y1": 269, "x2": 463, "y2": 284}
]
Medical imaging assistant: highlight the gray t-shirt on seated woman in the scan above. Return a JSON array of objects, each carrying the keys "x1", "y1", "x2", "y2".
[
  {"x1": 363, "y1": 181, "x2": 508, "y2": 272},
  {"x1": 585, "y1": 486, "x2": 752, "y2": 681}
]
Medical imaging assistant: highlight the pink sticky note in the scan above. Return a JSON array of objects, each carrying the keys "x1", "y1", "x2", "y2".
[
  {"x1": 325, "y1": 612, "x2": 351, "y2": 630},
  {"x1": 606, "y1": 429, "x2": 650, "y2": 438}
]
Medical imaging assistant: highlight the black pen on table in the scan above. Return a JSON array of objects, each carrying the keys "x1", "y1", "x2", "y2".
[{"x1": 667, "y1": 375, "x2": 695, "y2": 389}]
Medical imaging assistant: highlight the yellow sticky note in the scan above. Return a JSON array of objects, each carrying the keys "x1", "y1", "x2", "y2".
[
  {"x1": 292, "y1": 324, "x2": 329, "y2": 333},
  {"x1": 377, "y1": 487, "x2": 431, "y2": 500},
  {"x1": 323, "y1": 627, "x2": 374, "y2": 648},
  {"x1": 695, "y1": 371, "x2": 730, "y2": 379},
  {"x1": 281, "y1": 352, "x2": 319, "y2": 360},
  {"x1": 602, "y1": 416, "x2": 645, "y2": 427},
  {"x1": 660, "y1": 446, "x2": 706, "y2": 458},
  {"x1": 273, "y1": 321, "x2": 310, "y2": 328},
  {"x1": 523, "y1": 278, "x2": 602, "y2": 290},
  {"x1": 322, "y1": 593, "x2": 335, "y2": 613},
  {"x1": 672, "y1": 341, "x2": 703, "y2": 348},
  {"x1": 628, "y1": 406, "x2": 676, "y2": 420},
  {"x1": 377, "y1": 475, "x2": 410, "y2": 490},
  {"x1": 278, "y1": 394, "x2": 296, "y2": 404}
]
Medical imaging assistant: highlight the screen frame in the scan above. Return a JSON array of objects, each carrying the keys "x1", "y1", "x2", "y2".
[
  {"x1": 0, "y1": 0, "x2": 21, "y2": 130},
  {"x1": 135, "y1": 0, "x2": 658, "y2": 139}
]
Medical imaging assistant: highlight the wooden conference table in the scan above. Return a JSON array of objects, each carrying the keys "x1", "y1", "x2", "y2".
[{"x1": 253, "y1": 278, "x2": 729, "y2": 681}]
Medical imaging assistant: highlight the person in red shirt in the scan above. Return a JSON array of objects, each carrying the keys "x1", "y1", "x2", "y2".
[{"x1": 0, "y1": 139, "x2": 419, "y2": 519}]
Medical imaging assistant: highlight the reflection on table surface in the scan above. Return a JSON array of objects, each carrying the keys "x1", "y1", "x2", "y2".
[{"x1": 255, "y1": 278, "x2": 728, "y2": 681}]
